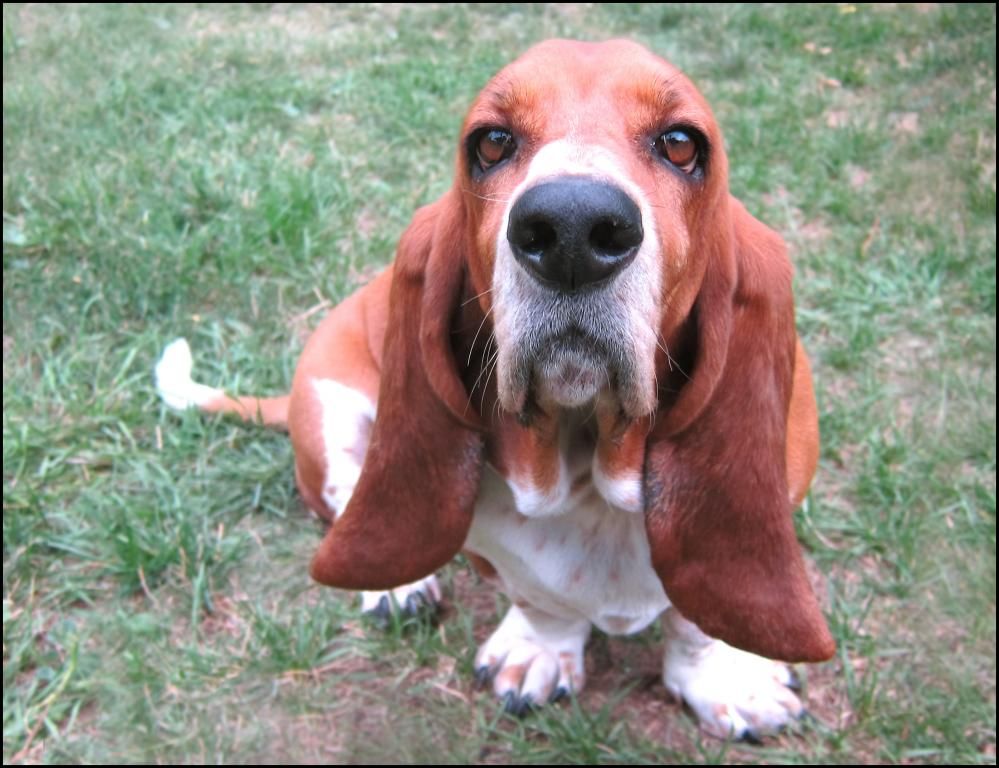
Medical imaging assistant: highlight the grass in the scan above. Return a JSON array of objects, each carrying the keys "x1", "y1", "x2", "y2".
[{"x1": 3, "y1": 3, "x2": 995, "y2": 764}]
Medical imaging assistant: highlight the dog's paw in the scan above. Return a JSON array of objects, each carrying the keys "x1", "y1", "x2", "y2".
[
  {"x1": 359, "y1": 575, "x2": 442, "y2": 627},
  {"x1": 474, "y1": 605, "x2": 590, "y2": 716},
  {"x1": 663, "y1": 636, "x2": 804, "y2": 741}
]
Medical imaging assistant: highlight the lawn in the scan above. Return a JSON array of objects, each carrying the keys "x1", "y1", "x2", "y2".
[{"x1": 3, "y1": 3, "x2": 995, "y2": 764}]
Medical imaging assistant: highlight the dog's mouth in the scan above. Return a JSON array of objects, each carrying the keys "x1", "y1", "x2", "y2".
[
  {"x1": 494, "y1": 302, "x2": 658, "y2": 423},
  {"x1": 532, "y1": 328, "x2": 610, "y2": 409},
  {"x1": 496, "y1": 319, "x2": 640, "y2": 420}
]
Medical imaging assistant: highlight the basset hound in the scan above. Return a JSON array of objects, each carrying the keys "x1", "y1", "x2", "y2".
[{"x1": 156, "y1": 39, "x2": 834, "y2": 740}]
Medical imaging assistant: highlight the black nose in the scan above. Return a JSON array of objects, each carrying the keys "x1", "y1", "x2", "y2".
[{"x1": 507, "y1": 177, "x2": 643, "y2": 292}]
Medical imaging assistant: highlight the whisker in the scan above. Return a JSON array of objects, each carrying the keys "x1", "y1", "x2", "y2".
[
  {"x1": 661, "y1": 336, "x2": 688, "y2": 379},
  {"x1": 459, "y1": 186, "x2": 513, "y2": 204},
  {"x1": 649, "y1": 343, "x2": 660, "y2": 393},
  {"x1": 466, "y1": 303, "x2": 495, "y2": 367},
  {"x1": 465, "y1": 358, "x2": 496, "y2": 418},
  {"x1": 648, "y1": 322, "x2": 687, "y2": 380},
  {"x1": 486, "y1": 352, "x2": 505, "y2": 422},
  {"x1": 463, "y1": 340, "x2": 494, "y2": 415},
  {"x1": 467, "y1": 340, "x2": 499, "y2": 403},
  {"x1": 461, "y1": 286, "x2": 493, "y2": 308},
  {"x1": 657, "y1": 334, "x2": 673, "y2": 371}
]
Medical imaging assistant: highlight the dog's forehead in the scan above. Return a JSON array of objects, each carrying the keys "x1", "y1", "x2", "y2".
[{"x1": 464, "y1": 39, "x2": 714, "y2": 139}]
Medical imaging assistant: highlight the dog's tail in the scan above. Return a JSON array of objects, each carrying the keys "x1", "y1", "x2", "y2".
[{"x1": 154, "y1": 338, "x2": 290, "y2": 429}]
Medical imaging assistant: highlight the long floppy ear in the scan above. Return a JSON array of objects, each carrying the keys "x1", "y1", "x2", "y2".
[
  {"x1": 310, "y1": 192, "x2": 485, "y2": 590},
  {"x1": 645, "y1": 198, "x2": 834, "y2": 663}
]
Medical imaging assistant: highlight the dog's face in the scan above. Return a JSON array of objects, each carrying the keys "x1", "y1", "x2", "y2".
[{"x1": 455, "y1": 39, "x2": 727, "y2": 422}]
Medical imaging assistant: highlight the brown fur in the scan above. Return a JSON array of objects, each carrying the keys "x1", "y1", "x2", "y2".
[{"x1": 645, "y1": 201, "x2": 833, "y2": 662}]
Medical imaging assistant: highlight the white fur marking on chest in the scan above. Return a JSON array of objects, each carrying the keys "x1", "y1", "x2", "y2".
[
  {"x1": 592, "y1": 460, "x2": 643, "y2": 514},
  {"x1": 507, "y1": 460, "x2": 571, "y2": 517},
  {"x1": 466, "y1": 465, "x2": 668, "y2": 635}
]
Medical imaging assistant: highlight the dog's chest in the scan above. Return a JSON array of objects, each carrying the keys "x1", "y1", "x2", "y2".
[{"x1": 465, "y1": 453, "x2": 669, "y2": 635}]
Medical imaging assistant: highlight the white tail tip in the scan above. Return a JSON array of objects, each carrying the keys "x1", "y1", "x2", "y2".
[{"x1": 155, "y1": 338, "x2": 223, "y2": 411}]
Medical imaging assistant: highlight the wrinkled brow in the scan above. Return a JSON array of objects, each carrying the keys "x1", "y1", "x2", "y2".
[
  {"x1": 467, "y1": 78, "x2": 546, "y2": 135},
  {"x1": 630, "y1": 75, "x2": 713, "y2": 134}
]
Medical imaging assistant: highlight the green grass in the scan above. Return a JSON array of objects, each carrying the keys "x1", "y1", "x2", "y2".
[{"x1": 4, "y1": 3, "x2": 995, "y2": 763}]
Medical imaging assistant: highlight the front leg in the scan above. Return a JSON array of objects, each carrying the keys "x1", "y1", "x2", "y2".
[
  {"x1": 662, "y1": 609, "x2": 805, "y2": 741},
  {"x1": 475, "y1": 603, "x2": 590, "y2": 715}
]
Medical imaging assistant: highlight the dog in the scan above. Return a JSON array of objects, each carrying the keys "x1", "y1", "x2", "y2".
[{"x1": 156, "y1": 39, "x2": 834, "y2": 740}]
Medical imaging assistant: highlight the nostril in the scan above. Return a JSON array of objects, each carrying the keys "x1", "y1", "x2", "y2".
[
  {"x1": 590, "y1": 218, "x2": 642, "y2": 257},
  {"x1": 515, "y1": 218, "x2": 558, "y2": 257}
]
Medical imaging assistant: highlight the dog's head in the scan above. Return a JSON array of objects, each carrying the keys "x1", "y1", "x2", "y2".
[
  {"x1": 460, "y1": 40, "x2": 724, "y2": 425},
  {"x1": 311, "y1": 40, "x2": 834, "y2": 663}
]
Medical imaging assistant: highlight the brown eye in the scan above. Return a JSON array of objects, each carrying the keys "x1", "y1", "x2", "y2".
[
  {"x1": 655, "y1": 130, "x2": 698, "y2": 174},
  {"x1": 476, "y1": 129, "x2": 516, "y2": 171}
]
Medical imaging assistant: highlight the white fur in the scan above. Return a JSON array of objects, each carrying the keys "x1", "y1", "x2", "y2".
[
  {"x1": 662, "y1": 610, "x2": 803, "y2": 739},
  {"x1": 592, "y1": 459, "x2": 643, "y2": 514},
  {"x1": 509, "y1": 480, "x2": 568, "y2": 517},
  {"x1": 467, "y1": 462, "x2": 669, "y2": 637},
  {"x1": 312, "y1": 378, "x2": 375, "y2": 519},
  {"x1": 154, "y1": 338, "x2": 224, "y2": 410},
  {"x1": 359, "y1": 575, "x2": 442, "y2": 614},
  {"x1": 507, "y1": 457, "x2": 571, "y2": 518},
  {"x1": 465, "y1": 434, "x2": 661, "y2": 709},
  {"x1": 475, "y1": 603, "x2": 590, "y2": 703}
]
